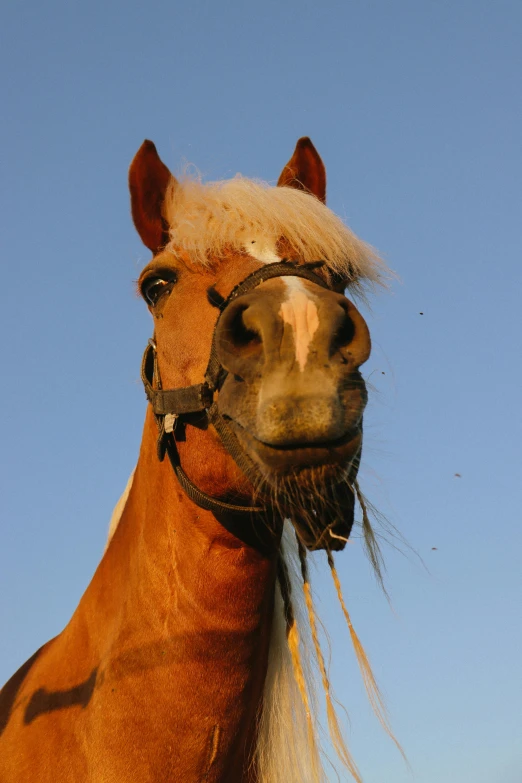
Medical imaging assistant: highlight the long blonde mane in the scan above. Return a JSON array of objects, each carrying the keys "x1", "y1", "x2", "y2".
[
  {"x1": 163, "y1": 176, "x2": 386, "y2": 293},
  {"x1": 255, "y1": 524, "x2": 328, "y2": 782}
]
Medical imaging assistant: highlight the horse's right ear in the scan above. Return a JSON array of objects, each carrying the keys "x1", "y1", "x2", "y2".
[
  {"x1": 129, "y1": 140, "x2": 175, "y2": 253},
  {"x1": 277, "y1": 137, "x2": 326, "y2": 204}
]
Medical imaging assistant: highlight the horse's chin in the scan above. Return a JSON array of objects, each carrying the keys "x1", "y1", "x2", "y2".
[{"x1": 224, "y1": 419, "x2": 360, "y2": 551}]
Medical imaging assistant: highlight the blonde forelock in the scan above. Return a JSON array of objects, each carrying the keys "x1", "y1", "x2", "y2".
[{"x1": 162, "y1": 176, "x2": 388, "y2": 293}]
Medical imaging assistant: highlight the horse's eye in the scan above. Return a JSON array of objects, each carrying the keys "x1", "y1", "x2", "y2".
[{"x1": 141, "y1": 273, "x2": 177, "y2": 307}]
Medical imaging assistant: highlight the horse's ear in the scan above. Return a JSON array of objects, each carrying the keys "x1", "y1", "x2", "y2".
[
  {"x1": 129, "y1": 140, "x2": 175, "y2": 253},
  {"x1": 277, "y1": 137, "x2": 326, "y2": 204}
]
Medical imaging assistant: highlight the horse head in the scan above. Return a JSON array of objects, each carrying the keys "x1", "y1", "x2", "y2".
[{"x1": 129, "y1": 137, "x2": 383, "y2": 553}]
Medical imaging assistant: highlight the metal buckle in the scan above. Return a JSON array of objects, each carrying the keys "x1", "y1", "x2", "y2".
[{"x1": 164, "y1": 413, "x2": 178, "y2": 434}]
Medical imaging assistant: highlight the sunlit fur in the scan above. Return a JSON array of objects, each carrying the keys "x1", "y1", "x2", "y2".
[
  {"x1": 163, "y1": 176, "x2": 386, "y2": 294},
  {"x1": 106, "y1": 472, "x2": 400, "y2": 782}
]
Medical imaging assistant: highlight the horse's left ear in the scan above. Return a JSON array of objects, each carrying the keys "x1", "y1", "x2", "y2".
[
  {"x1": 277, "y1": 137, "x2": 326, "y2": 204},
  {"x1": 129, "y1": 140, "x2": 175, "y2": 253}
]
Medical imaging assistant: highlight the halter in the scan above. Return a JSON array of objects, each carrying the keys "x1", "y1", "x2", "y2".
[{"x1": 141, "y1": 260, "x2": 354, "y2": 553}]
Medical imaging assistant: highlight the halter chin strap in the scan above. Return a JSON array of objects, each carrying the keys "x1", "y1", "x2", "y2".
[{"x1": 141, "y1": 260, "x2": 349, "y2": 553}]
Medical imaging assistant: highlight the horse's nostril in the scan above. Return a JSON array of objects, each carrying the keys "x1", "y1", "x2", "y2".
[
  {"x1": 229, "y1": 307, "x2": 261, "y2": 353},
  {"x1": 331, "y1": 309, "x2": 355, "y2": 355}
]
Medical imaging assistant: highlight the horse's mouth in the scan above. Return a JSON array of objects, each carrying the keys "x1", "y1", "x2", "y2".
[
  {"x1": 224, "y1": 417, "x2": 362, "y2": 477},
  {"x1": 223, "y1": 419, "x2": 360, "y2": 550}
]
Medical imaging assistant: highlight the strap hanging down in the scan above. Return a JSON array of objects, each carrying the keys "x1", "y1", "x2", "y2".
[{"x1": 163, "y1": 432, "x2": 264, "y2": 514}]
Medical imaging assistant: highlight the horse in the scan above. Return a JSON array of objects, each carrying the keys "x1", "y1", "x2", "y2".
[{"x1": 0, "y1": 137, "x2": 397, "y2": 782}]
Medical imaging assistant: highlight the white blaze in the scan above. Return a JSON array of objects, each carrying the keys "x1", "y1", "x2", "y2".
[
  {"x1": 280, "y1": 278, "x2": 319, "y2": 371},
  {"x1": 244, "y1": 238, "x2": 320, "y2": 371}
]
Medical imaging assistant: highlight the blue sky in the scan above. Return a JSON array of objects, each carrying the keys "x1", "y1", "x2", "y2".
[{"x1": 1, "y1": 1, "x2": 521, "y2": 780}]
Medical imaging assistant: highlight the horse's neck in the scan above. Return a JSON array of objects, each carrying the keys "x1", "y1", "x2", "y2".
[{"x1": 79, "y1": 410, "x2": 276, "y2": 780}]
